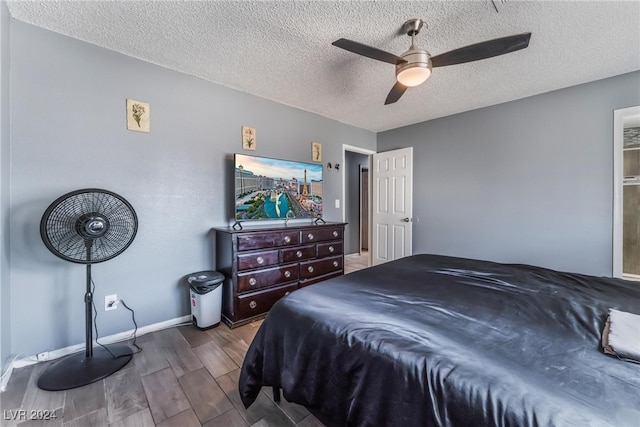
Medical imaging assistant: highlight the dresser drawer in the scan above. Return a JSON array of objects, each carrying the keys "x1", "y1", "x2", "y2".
[
  {"x1": 282, "y1": 244, "x2": 315, "y2": 263},
  {"x1": 237, "y1": 264, "x2": 298, "y2": 293},
  {"x1": 237, "y1": 283, "x2": 298, "y2": 319},
  {"x1": 301, "y1": 227, "x2": 343, "y2": 244},
  {"x1": 299, "y1": 256, "x2": 343, "y2": 279},
  {"x1": 317, "y1": 241, "x2": 343, "y2": 257},
  {"x1": 237, "y1": 250, "x2": 279, "y2": 271},
  {"x1": 237, "y1": 230, "x2": 300, "y2": 251}
]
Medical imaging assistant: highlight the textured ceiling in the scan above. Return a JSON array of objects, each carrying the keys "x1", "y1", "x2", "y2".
[{"x1": 6, "y1": 1, "x2": 640, "y2": 132}]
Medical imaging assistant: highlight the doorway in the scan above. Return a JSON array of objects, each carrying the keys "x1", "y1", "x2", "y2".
[
  {"x1": 613, "y1": 105, "x2": 640, "y2": 280},
  {"x1": 343, "y1": 145, "x2": 375, "y2": 269},
  {"x1": 359, "y1": 165, "x2": 369, "y2": 254}
]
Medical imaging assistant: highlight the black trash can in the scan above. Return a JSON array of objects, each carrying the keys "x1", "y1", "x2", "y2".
[{"x1": 187, "y1": 271, "x2": 224, "y2": 329}]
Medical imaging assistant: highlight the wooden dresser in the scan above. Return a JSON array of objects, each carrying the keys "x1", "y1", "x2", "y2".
[{"x1": 214, "y1": 222, "x2": 346, "y2": 328}]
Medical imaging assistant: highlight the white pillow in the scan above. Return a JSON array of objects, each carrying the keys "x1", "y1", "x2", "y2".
[{"x1": 604, "y1": 309, "x2": 640, "y2": 362}]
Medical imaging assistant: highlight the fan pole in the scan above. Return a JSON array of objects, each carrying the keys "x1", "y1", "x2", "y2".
[
  {"x1": 85, "y1": 262, "x2": 93, "y2": 358},
  {"x1": 37, "y1": 240, "x2": 133, "y2": 391}
]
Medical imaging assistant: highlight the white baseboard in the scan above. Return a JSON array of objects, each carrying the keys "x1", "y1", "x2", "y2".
[{"x1": 1, "y1": 314, "x2": 192, "y2": 391}]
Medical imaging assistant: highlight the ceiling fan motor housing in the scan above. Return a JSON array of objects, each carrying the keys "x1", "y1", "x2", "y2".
[{"x1": 396, "y1": 47, "x2": 432, "y2": 87}]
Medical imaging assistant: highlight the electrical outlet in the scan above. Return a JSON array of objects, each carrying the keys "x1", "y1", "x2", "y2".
[{"x1": 105, "y1": 294, "x2": 118, "y2": 311}]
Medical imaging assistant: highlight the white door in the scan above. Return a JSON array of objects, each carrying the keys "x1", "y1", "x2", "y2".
[{"x1": 372, "y1": 147, "x2": 413, "y2": 265}]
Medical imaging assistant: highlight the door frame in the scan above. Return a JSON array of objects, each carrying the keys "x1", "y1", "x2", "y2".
[
  {"x1": 342, "y1": 144, "x2": 376, "y2": 266},
  {"x1": 359, "y1": 165, "x2": 369, "y2": 255},
  {"x1": 613, "y1": 105, "x2": 640, "y2": 278}
]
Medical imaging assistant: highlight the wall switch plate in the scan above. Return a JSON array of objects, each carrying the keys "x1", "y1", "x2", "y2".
[
  {"x1": 105, "y1": 294, "x2": 118, "y2": 311},
  {"x1": 335, "y1": 199, "x2": 340, "y2": 208}
]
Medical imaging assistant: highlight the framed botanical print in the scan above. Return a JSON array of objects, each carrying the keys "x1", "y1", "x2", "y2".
[
  {"x1": 312, "y1": 142, "x2": 322, "y2": 162},
  {"x1": 126, "y1": 99, "x2": 150, "y2": 133},
  {"x1": 242, "y1": 126, "x2": 256, "y2": 150}
]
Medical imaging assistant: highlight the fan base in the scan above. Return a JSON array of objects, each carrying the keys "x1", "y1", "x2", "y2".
[
  {"x1": 37, "y1": 344, "x2": 133, "y2": 391},
  {"x1": 403, "y1": 18, "x2": 425, "y2": 36}
]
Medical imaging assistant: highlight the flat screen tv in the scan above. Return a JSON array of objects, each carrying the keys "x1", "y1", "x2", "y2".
[{"x1": 234, "y1": 153, "x2": 323, "y2": 222}]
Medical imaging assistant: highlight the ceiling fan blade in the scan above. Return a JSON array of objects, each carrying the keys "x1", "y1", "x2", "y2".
[
  {"x1": 384, "y1": 82, "x2": 408, "y2": 105},
  {"x1": 430, "y1": 32, "x2": 531, "y2": 68},
  {"x1": 332, "y1": 38, "x2": 406, "y2": 65}
]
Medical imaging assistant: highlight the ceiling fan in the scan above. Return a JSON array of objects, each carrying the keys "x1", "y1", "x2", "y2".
[{"x1": 332, "y1": 18, "x2": 531, "y2": 105}]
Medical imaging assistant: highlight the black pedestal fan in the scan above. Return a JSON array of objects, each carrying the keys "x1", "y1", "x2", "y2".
[{"x1": 37, "y1": 188, "x2": 138, "y2": 391}]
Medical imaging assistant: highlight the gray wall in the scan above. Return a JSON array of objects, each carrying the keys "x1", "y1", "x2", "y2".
[
  {"x1": 344, "y1": 151, "x2": 369, "y2": 254},
  {"x1": 378, "y1": 71, "x2": 640, "y2": 276},
  {"x1": 1, "y1": 1, "x2": 11, "y2": 371},
  {"x1": 8, "y1": 21, "x2": 375, "y2": 357}
]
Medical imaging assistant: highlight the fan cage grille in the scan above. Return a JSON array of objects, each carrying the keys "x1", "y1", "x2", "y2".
[{"x1": 40, "y1": 189, "x2": 138, "y2": 264}]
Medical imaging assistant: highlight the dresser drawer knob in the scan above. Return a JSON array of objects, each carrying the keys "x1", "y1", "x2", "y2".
[
  {"x1": 333, "y1": 261, "x2": 339, "y2": 268},
  {"x1": 307, "y1": 266, "x2": 314, "y2": 273},
  {"x1": 284, "y1": 270, "x2": 291, "y2": 278},
  {"x1": 284, "y1": 236, "x2": 291, "y2": 243},
  {"x1": 307, "y1": 233, "x2": 314, "y2": 240},
  {"x1": 249, "y1": 300, "x2": 257, "y2": 309},
  {"x1": 285, "y1": 291, "x2": 291, "y2": 296},
  {"x1": 333, "y1": 230, "x2": 339, "y2": 237},
  {"x1": 328, "y1": 246, "x2": 334, "y2": 253},
  {"x1": 296, "y1": 250, "x2": 303, "y2": 258},
  {"x1": 249, "y1": 278, "x2": 257, "y2": 286},
  {"x1": 256, "y1": 256, "x2": 264, "y2": 265}
]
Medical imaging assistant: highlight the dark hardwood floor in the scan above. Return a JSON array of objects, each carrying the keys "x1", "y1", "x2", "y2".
[
  {"x1": 1, "y1": 257, "x2": 369, "y2": 427},
  {"x1": 1, "y1": 321, "x2": 324, "y2": 427}
]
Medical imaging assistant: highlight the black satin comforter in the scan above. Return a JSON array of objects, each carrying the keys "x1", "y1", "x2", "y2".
[{"x1": 239, "y1": 254, "x2": 640, "y2": 427}]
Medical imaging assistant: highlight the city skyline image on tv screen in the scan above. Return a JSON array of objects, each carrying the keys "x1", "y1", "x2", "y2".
[{"x1": 234, "y1": 154, "x2": 323, "y2": 221}]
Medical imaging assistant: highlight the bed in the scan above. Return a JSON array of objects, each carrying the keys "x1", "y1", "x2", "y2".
[{"x1": 239, "y1": 254, "x2": 640, "y2": 427}]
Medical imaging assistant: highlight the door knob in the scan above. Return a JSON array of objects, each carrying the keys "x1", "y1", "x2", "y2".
[{"x1": 402, "y1": 218, "x2": 412, "y2": 222}]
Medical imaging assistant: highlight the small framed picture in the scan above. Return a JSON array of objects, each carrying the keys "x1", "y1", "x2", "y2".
[
  {"x1": 242, "y1": 126, "x2": 256, "y2": 150},
  {"x1": 312, "y1": 142, "x2": 322, "y2": 162},
  {"x1": 126, "y1": 99, "x2": 150, "y2": 133}
]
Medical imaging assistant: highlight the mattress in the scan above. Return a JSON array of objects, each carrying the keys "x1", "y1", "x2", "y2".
[{"x1": 239, "y1": 254, "x2": 640, "y2": 426}]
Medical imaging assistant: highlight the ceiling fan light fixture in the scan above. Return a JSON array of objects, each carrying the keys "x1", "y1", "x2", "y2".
[
  {"x1": 397, "y1": 65, "x2": 431, "y2": 87},
  {"x1": 396, "y1": 48, "x2": 432, "y2": 87}
]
